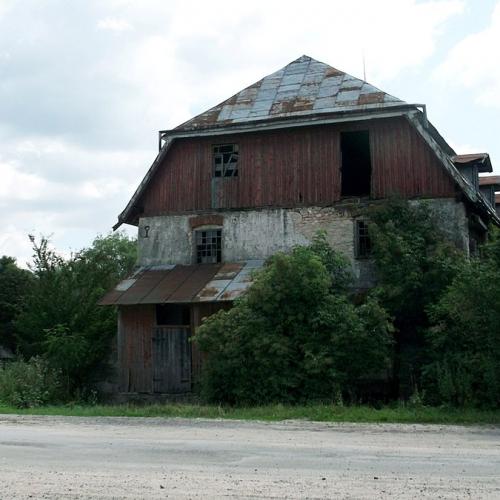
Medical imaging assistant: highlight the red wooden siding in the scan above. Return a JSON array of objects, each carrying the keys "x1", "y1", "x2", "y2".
[
  {"x1": 118, "y1": 305, "x2": 155, "y2": 393},
  {"x1": 139, "y1": 117, "x2": 455, "y2": 216},
  {"x1": 118, "y1": 303, "x2": 231, "y2": 393},
  {"x1": 370, "y1": 119, "x2": 455, "y2": 198}
]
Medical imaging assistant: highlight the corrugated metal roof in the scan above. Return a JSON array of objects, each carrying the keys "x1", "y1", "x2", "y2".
[
  {"x1": 99, "y1": 261, "x2": 264, "y2": 305},
  {"x1": 175, "y1": 55, "x2": 404, "y2": 132}
]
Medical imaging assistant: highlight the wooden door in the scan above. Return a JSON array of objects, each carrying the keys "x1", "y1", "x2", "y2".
[{"x1": 152, "y1": 326, "x2": 191, "y2": 393}]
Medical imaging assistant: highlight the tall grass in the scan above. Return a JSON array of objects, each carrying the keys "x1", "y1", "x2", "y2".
[{"x1": 0, "y1": 403, "x2": 498, "y2": 425}]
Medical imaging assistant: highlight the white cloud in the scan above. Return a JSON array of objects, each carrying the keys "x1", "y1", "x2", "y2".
[
  {"x1": 97, "y1": 17, "x2": 133, "y2": 32},
  {"x1": 0, "y1": 0, "x2": 474, "y2": 264},
  {"x1": 435, "y1": 2, "x2": 500, "y2": 108}
]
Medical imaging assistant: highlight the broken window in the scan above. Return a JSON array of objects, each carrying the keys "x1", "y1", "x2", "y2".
[
  {"x1": 355, "y1": 220, "x2": 372, "y2": 258},
  {"x1": 341, "y1": 131, "x2": 372, "y2": 197},
  {"x1": 195, "y1": 228, "x2": 222, "y2": 264},
  {"x1": 156, "y1": 304, "x2": 190, "y2": 326},
  {"x1": 213, "y1": 144, "x2": 239, "y2": 177}
]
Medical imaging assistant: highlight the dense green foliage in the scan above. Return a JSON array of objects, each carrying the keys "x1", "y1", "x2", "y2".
[
  {"x1": 1, "y1": 200, "x2": 499, "y2": 410},
  {"x1": 365, "y1": 200, "x2": 466, "y2": 397},
  {"x1": 366, "y1": 200, "x2": 464, "y2": 326},
  {"x1": 422, "y1": 234, "x2": 500, "y2": 407},
  {"x1": 0, "y1": 357, "x2": 62, "y2": 408},
  {"x1": 13, "y1": 233, "x2": 136, "y2": 396},
  {"x1": 0, "y1": 256, "x2": 32, "y2": 350},
  {"x1": 195, "y1": 234, "x2": 393, "y2": 405}
]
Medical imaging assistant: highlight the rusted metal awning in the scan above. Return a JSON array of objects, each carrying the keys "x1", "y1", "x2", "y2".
[{"x1": 99, "y1": 261, "x2": 263, "y2": 306}]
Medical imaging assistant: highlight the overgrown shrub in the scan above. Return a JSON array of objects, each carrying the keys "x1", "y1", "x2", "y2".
[
  {"x1": 0, "y1": 357, "x2": 62, "y2": 408},
  {"x1": 365, "y1": 199, "x2": 465, "y2": 396},
  {"x1": 195, "y1": 235, "x2": 393, "y2": 405},
  {"x1": 14, "y1": 233, "x2": 136, "y2": 396},
  {"x1": 423, "y1": 258, "x2": 500, "y2": 407}
]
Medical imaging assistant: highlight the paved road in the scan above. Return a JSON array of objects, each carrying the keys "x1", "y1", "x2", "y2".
[{"x1": 0, "y1": 415, "x2": 499, "y2": 499}]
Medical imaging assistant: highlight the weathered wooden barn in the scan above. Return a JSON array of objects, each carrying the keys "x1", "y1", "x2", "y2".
[{"x1": 101, "y1": 55, "x2": 498, "y2": 396}]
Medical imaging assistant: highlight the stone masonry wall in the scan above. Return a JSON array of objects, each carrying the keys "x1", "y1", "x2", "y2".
[{"x1": 136, "y1": 198, "x2": 469, "y2": 289}]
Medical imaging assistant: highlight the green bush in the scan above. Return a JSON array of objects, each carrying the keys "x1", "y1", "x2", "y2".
[
  {"x1": 194, "y1": 235, "x2": 393, "y2": 405},
  {"x1": 423, "y1": 258, "x2": 500, "y2": 407},
  {"x1": 0, "y1": 357, "x2": 62, "y2": 408},
  {"x1": 14, "y1": 233, "x2": 136, "y2": 395}
]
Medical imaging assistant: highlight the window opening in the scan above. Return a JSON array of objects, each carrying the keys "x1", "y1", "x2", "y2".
[
  {"x1": 195, "y1": 229, "x2": 222, "y2": 264},
  {"x1": 213, "y1": 144, "x2": 239, "y2": 177},
  {"x1": 156, "y1": 304, "x2": 190, "y2": 326},
  {"x1": 341, "y1": 131, "x2": 372, "y2": 197},
  {"x1": 356, "y1": 221, "x2": 372, "y2": 258}
]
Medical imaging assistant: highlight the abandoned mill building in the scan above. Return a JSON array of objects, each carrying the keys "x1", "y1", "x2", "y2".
[{"x1": 101, "y1": 55, "x2": 499, "y2": 396}]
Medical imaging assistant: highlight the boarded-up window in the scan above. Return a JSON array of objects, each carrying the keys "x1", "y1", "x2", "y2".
[{"x1": 213, "y1": 144, "x2": 239, "y2": 177}]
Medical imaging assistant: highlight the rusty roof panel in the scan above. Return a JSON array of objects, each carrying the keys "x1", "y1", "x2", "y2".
[
  {"x1": 197, "y1": 279, "x2": 233, "y2": 302},
  {"x1": 117, "y1": 270, "x2": 168, "y2": 305},
  {"x1": 98, "y1": 289, "x2": 125, "y2": 305},
  {"x1": 140, "y1": 266, "x2": 195, "y2": 303},
  {"x1": 100, "y1": 262, "x2": 264, "y2": 305},
  {"x1": 175, "y1": 55, "x2": 404, "y2": 132},
  {"x1": 169, "y1": 264, "x2": 220, "y2": 302},
  {"x1": 453, "y1": 153, "x2": 493, "y2": 173}
]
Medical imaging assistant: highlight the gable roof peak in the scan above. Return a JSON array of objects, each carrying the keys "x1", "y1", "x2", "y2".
[{"x1": 175, "y1": 54, "x2": 405, "y2": 132}]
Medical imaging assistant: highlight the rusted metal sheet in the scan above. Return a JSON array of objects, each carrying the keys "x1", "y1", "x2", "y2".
[
  {"x1": 168, "y1": 264, "x2": 219, "y2": 302},
  {"x1": 102, "y1": 261, "x2": 263, "y2": 306},
  {"x1": 117, "y1": 270, "x2": 169, "y2": 305},
  {"x1": 141, "y1": 266, "x2": 196, "y2": 304},
  {"x1": 175, "y1": 55, "x2": 403, "y2": 132}
]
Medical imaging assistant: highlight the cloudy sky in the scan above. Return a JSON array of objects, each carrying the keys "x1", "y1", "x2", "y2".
[{"x1": 1, "y1": 0, "x2": 499, "y2": 266}]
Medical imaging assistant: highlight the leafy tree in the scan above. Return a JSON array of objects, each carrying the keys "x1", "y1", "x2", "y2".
[
  {"x1": 15, "y1": 233, "x2": 136, "y2": 394},
  {"x1": 0, "y1": 256, "x2": 32, "y2": 350},
  {"x1": 365, "y1": 199, "x2": 465, "y2": 396},
  {"x1": 423, "y1": 236, "x2": 500, "y2": 408},
  {"x1": 195, "y1": 235, "x2": 393, "y2": 405}
]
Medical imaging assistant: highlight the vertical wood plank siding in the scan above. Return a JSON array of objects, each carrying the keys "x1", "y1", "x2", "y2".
[
  {"x1": 139, "y1": 117, "x2": 455, "y2": 216},
  {"x1": 118, "y1": 305, "x2": 155, "y2": 393},
  {"x1": 118, "y1": 303, "x2": 231, "y2": 393}
]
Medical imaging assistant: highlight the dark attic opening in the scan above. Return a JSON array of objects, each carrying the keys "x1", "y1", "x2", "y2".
[
  {"x1": 341, "y1": 130, "x2": 372, "y2": 197},
  {"x1": 156, "y1": 304, "x2": 191, "y2": 326}
]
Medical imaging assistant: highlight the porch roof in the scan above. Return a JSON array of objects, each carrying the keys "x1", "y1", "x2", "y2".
[{"x1": 99, "y1": 260, "x2": 264, "y2": 306}]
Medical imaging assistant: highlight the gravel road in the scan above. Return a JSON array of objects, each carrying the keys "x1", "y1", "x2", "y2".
[{"x1": 0, "y1": 414, "x2": 499, "y2": 499}]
